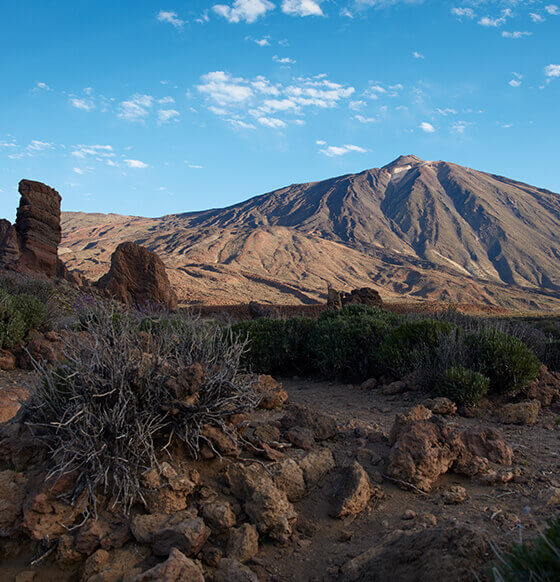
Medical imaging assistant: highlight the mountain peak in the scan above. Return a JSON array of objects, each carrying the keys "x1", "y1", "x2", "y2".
[{"x1": 382, "y1": 154, "x2": 424, "y2": 169}]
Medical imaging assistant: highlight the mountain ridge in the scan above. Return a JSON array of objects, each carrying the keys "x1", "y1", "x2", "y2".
[{"x1": 60, "y1": 155, "x2": 560, "y2": 311}]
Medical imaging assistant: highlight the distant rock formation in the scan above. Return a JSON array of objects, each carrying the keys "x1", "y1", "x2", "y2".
[
  {"x1": 328, "y1": 287, "x2": 383, "y2": 309},
  {"x1": 97, "y1": 241, "x2": 178, "y2": 309},
  {"x1": 0, "y1": 219, "x2": 21, "y2": 268}
]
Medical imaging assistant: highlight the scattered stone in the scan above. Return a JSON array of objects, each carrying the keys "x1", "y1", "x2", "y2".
[
  {"x1": 442, "y1": 486, "x2": 468, "y2": 505},
  {"x1": 424, "y1": 397, "x2": 457, "y2": 416},
  {"x1": 226, "y1": 463, "x2": 297, "y2": 543},
  {"x1": 213, "y1": 558, "x2": 259, "y2": 582},
  {"x1": 454, "y1": 427, "x2": 513, "y2": 474},
  {"x1": 97, "y1": 241, "x2": 178, "y2": 309},
  {"x1": 253, "y1": 375, "x2": 288, "y2": 410},
  {"x1": 331, "y1": 462, "x2": 374, "y2": 518},
  {"x1": 82, "y1": 546, "x2": 148, "y2": 582},
  {"x1": 149, "y1": 517, "x2": 210, "y2": 557},
  {"x1": 227, "y1": 523, "x2": 259, "y2": 563},
  {"x1": 360, "y1": 378, "x2": 377, "y2": 390},
  {"x1": 402, "y1": 510, "x2": 417, "y2": 520},
  {"x1": 387, "y1": 417, "x2": 457, "y2": 491},
  {"x1": 0, "y1": 349, "x2": 16, "y2": 371},
  {"x1": 498, "y1": 400, "x2": 540, "y2": 425},
  {"x1": 253, "y1": 424, "x2": 281, "y2": 444},
  {"x1": 419, "y1": 513, "x2": 437, "y2": 527},
  {"x1": 201, "y1": 425, "x2": 240, "y2": 457},
  {"x1": 0, "y1": 470, "x2": 28, "y2": 536},
  {"x1": 134, "y1": 548, "x2": 204, "y2": 582},
  {"x1": 202, "y1": 545, "x2": 224, "y2": 568},
  {"x1": 285, "y1": 426, "x2": 314, "y2": 450},
  {"x1": 298, "y1": 448, "x2": 336, "y2": 489},
  {"x1": 202, "y1": 500, "x2": 236, "y2": 533},
  {"x1": 382, "y1": 381, "x2": 407, "y2": 396},
  {"x1": 282, "y1": 404, "x2": 338, "y2": 441},
  {"x1": 272, "y1": 458, "x2": 307, "y2": 502},
  {"x1": 389, "y1": 405, "x2": 433, "y2": 446}
]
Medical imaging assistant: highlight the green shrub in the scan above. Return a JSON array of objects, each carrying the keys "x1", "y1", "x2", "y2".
[
  {"x1": 377, "y1": 319, "x2": 458, "y2": 378},
  {"x1": 544, "y1": 340, "x2": 560, "y2": 372},
  {"x1": 492, "y1": 516, "x2": 560, "y2": 581},
  {"x1": 11, "y1": 293, "x2": 46, "y2": 332},
  {"x1": 0, "y1": 274, "x2": 54, "y2": 303},
  {"x1": 433, "y1": 366, "x2": 490, "y2": 405},
  {"x1": 308, "y1": 310, "x2": 396, "y2": 380},
  {"x1": 466, "y1": 329, "x2": 540, "y2": 395},
  {"x1": 0, "y1": 296, "x2": 28, "y2": 349}
]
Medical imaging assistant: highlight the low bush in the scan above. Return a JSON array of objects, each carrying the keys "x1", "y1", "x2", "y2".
[
  {"x1": 466, "y1": 329, "x2": 540, "y2": 395},
  {"x1": 24, "y1": 304, "x2": 258, "y2": 513},
  {"x1": 377, "y1": 319, "x2": 458, "y2": 379},
  {"x1": 0, "y1": 291, "x2": 28, "y2": 349},
  {"x1": 544, "y1": 340, "x2": 560, "y2": 372},
  {"x1": 492, "y1": 516, "x2": 560, "y2": 581},
  {"x1": 11, "y1": 293, "x2": 46, "y2": 332},
  {"x1": 308, "y1": 306, "x2": 400, "y2": 380},
  {"x1": 433, "y1": 366, "x2": 490, "y2": 405}
]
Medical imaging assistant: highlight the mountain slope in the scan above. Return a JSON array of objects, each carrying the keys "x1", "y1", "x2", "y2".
[{"x1": 60, "y1": 155, "x2": 560, "y2": 311}]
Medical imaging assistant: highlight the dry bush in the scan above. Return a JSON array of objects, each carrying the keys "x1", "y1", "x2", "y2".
[{"x1": 22, "y1": 300, "x2": 258, "y2": 513}]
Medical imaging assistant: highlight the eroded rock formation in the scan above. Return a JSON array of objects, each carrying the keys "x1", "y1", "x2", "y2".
[
  {"x1": 97, "y1": 242, "x2": 178, "y2": 309},
  {"x1": 328, "y1": 286, "x2": 383, "y2": 309}
]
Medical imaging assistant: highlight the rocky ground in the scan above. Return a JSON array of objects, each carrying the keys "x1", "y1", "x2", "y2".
[{"x1": 0, "y1": 370, "x2": 559, "y2": 581}]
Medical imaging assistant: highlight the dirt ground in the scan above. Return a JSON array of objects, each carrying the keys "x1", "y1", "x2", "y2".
[{"x1": 1, "y1": 373, "x2": 559, "y2": 581}]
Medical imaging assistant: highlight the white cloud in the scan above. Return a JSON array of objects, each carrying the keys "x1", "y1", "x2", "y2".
[
  {"x1": 118, "y1": 94, "x2": 154, "y2": 121},
  {"x1": 157, "y1": 10, "x2": 185, "y2": 28},
  {"x1": 258, "y1": 116, "x2": 287, "y2": 128},
  {"x1": 70, "y1": 97, "x2": 95, "y2": 111},
  {"x1": 529, "y1": 13, "x2": 545, "y2": 23},
  {"x1": 157, "y1": 109, "x2": 180, "y2": 124},
  {"x1": 436, "y1": 107, "x2": 457, "y2": 116},
  {"x1": 185, "y1": 161, "x2": 204, "y2": 168},
  {"x1": 355, "y1": 114, "x2": 377, "y2": 123},
  {"x1": 452, "y1": 121, "x2": 472, "y2": 134},
  {"x1": 213, "y1": 0, "x2": 275, "y2": 23},
  {"x1": 508, "y1": 73, "x2": 522, "y2": 87},
  {"x1": 228, "y1": 119, "x2": 256, "y2": 129},
  {"x1": 502, "y1": 31, "x2": 531, "y2": 39},
  {"x1": 316, "y1": 140, "x2": 326, "y2": 145},
  {"x1": 545, "y1": 5, "x2": 559, "y2": 15},
  {"x1": 28, "y1": 140, "x2": 54, "y2": 151},
  {"x1": 281, "y1": 0, "x2": 324, "y2": 17},
  {"x1": 478, "y1": 9, "x2": 511, "y2": 27},
  {"x1": 0, "y1": 140, "x2": 17, "y2": 148},
  {"x1": 35, "y1": 81, "x2": 51, "y2": 91},
  {"x1": 413, "y1": 51, "x2": 424, "y2": 59},
  {"x1": 545, "y1": 64, "x2": 560, "y2": 78},
  {"x1": 254, "y1": 37, "x2": 270, "y2": 46},
  {"x1": 158, "y1": 96, "x2": 175, "y2": 104},
  {"x1": 319, "y1": 143, "x2": 367, "y2": 157},
  {"x1": 419, "y1": 121, "x2": 436, "y2": 133},
  {"x1": 451, "y1": 7, "x2": 475, "y2": 19},
  {"x1": 197, "y1": 71, "x2": 254, "y2": 106},
  {"x1": 73, "y1": 167, "x2": 85, "y2": 175},
  {"x1": 72, "y1": 144, "x2": 115, "y2": 159},
  {"x1": 364, "y1": 82, "x2": 403, "y2": 99},
  {"x1": 273, "y1": 55, "x2": 296, "y2": 65},
  {"x1": 123, "y1": 159, "x2": 148, "y2": 168}
]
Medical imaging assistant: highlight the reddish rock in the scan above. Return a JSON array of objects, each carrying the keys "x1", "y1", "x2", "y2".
[
  {"x1": 285, "y1": 426, "x2": 314, "y2": 450},
  {"x1": 389, "y1": 405, "x2": 433, "y2": 446},
  {"x1": 0, "y1": 349, "x2": 16, "y2": 371},
  {"x1": 14, "y1": 180, "x2": 62, "y2": 278},
  {"x1": 213, "y1": 558, "x2": 259, "y2": 582},
  {"x1": 0, "y1": 219, "x2": 21, "y2": 268},
  {"x1": 454, "y1": 427, "x2": 513, "y2": 471},
  {"x1": 97, "y1": 241, "x2": 178, "y2": 309},
  {"x1": 150, "y1": 517, "x2": 210, "y2": 557},
  {"x1": 281, "y1": 403, "x2": 337, "y2": 441},
  {"x1": 0, "y1": 470, "x2": 28, "y2": 536},
  {"x1": 387, "y1": 418, "x2": 458, "y2": 492},
  {"x1": 134, "y1": 548, "x2": 204, "y2": 582},
  {"x1": 201, "y1": 424, "x2": 240, "y2": 457},
  {"x1": 423, "y1": 397, "x2": 457, "y2": 415},
  {"x1": 254, "y1": 375, "x2": 288, "y2": 410},
  {"x1": 272, "y1": 458, "x2": 307, "y2": 502},
  {"x1": 526, "y1": 366, "x2": 560, "y2": 407},
  {"x1": 298, "y1": 448, "x2": 336, "y2": 489},
  {"x1": 202, "y1": 500, "x2": 236, "y2": 533},
  {"x1": 227, "y1": 523, "x2": 259, "y2": 563},
  {"x1": 498, "y1": 400, "x2": 540, "y2": 425},
  {"x1": 330, "y1": 462, "x2": 375, "y2": 518}
]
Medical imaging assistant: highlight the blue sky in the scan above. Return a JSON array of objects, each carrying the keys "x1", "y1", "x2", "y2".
[{"x1": 1, "y1": 0, "x2": 558, "y2": 220}]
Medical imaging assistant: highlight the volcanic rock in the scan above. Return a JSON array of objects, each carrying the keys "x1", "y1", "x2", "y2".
[
  {"x1": 134, "y1": 548, "x2": 204, "y2": 582},
  {"x1": 330, "y1": 462, "x2": 374, "y2": 518},
  {"x1": 97, "y1": 241, "x2": 178, "y2": 309},
  {"x1": 498, "y1": 400, "x2": 540, "y2": 425}
]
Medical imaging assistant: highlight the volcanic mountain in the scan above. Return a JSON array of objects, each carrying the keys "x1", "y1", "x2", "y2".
[{"x1": 60, "y1": 155, "x2": 560, "y2": 311}]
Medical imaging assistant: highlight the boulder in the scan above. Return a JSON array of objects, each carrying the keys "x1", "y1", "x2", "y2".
[
  {"x1": 97, "y1": 241, "x2": 177, "y2": 309},
  {"x1": 150, "y1": 517, "x2": 210, "y2": 557},
  {"x1": 498, "y1": 400, "x2": 540, "y2": 425},
  {"x1": 442, "y1": 486, "x2": 468, "y2": 505},
  {"x1": 360, "y1": 378, "x2": 377, "y2": 390},
  {"x1": 281, "y1": 404, "x2": 338, "y2": 441},
  {"x1": 525, "y1": 365, "x2": 560, "y2": 407},
  {"x1": 389, "y1": 405, "x2": 433, "y2": 446},
  {"x1": 285, "y1": 426, "x2": 314, "y2": 450},
  {"x1": 272, "y1": 458, "x2": 307, "y2": 502},
  {"x1": 298, "y1": 448, "x2": 336, "y2": 489},
  {"x1": 202, "y1": 500, "x2": 237, "y2": 533},
  {"x1": 134, "y1": 548, "x2": 204, "y2": 582},
  {"x1": 226, "y1": 463, "x2": 297, "y2": 543},
  {"x1": 82, "y1": 546, "x2": 148, "y2": 582},
  {"x1": 213, "y1": 558, "x2": 259, "y2": 582},
  {"x1": 454, "y1": 427, "x2": 513, "y2": 472},
  {"x1": 227, "y1": 523, "x2": 259, "y2": 563},
  {"x1": 387, "y1": 417, "x2": 458, "y2": 492},
  {"x1": 423, "y1": 397, "x2": 457, "y2": 416},
  {"x1": 330, "y1": 462, "x2": 374, "y2": 518},
  {"x1": 253, "y1": 375, "x2": 288, "y2": 410},
  {"x1": 0, "y1": 470, "x2": 28, "y2": 536}
]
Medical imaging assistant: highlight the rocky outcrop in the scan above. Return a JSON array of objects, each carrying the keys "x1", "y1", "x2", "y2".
[
  {"x1": 0, "y1": 219, "x2": 21, "y2": 268},
  {"x1": 97, "y1": 241, "x2": 178, "y2": 309},
  {"x1": 328, "y1": 287, "x2": 383, "y2": 309},
  {"x1": 13, "y1": 180, "x2": 62, "y2": 277}
]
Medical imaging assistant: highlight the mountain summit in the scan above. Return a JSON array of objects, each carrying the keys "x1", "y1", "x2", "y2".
[{"x1": 60, "y1": 156, "x2": 560, "y2": 310}]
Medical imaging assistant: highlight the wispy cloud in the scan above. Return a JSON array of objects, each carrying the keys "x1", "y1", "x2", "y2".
[
  {"x1": 123, "y1": 159, "x2": 148, "y2": 168},
  {"x1": 451, "y1": 7, "x2": 475, "y2": 19},
  {"x1": 34, "y1": 81, "x2": 51, "y2": 91},
  {"x1": 545, "y1": 5, "x2": 559, "y2": 16},
  {"x1": 273, "y1": 55, "x2": 296, "y2": 65},
  {"x1": 355, "y1": 114, "x2": 377, "y2": 123},
  {"x1": 157, "y1": 109, "x2": 180, "y2": 124},
  {"x1": 282, "y1": 0, "x2": 325, "y2": 17},
  {"x1": 412, "y1": 51, "x2": 424, "y2": 59},
  {"x1": 502, "y1": 31, "x2": 531, "y2": 39},
  {"x1": 213, "y1": 0, "x2": 275, "y2": 23},
  {"x1": 318, "y1": 141, "x2": 367, "y2": 157},
  {"x1": 508, "y1": 73, "x2": 522, "y2": 87},
  {"x1": 118, "y1": 94, "x2": 154, "y2": 122},
  {"x1": 157, "y1": 10, "x2": 185, "y2": 28},
  {"x1": 419, "y1": 121, "x2": 436, "y2": 133},
  {"x1": 70, "y1": 97, "x2": 95, "y2": 111}
]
